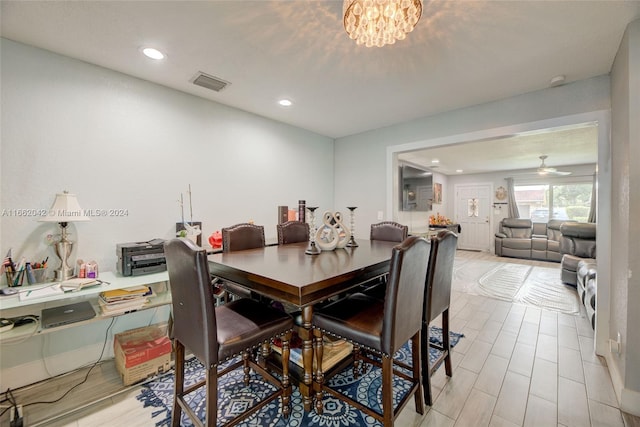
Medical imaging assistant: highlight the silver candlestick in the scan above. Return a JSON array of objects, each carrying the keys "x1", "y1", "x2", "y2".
[
  {"x1": 305, "y1": 207, "x2": 321, "y2": 255},
  {"x1": 346, "y1": 206, "x2": 358, "y2": 247}
]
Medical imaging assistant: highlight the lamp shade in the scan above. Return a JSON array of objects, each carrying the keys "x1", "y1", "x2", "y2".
[{"x1": 39, "y1": 191, "x2": 90, "y2": 223}]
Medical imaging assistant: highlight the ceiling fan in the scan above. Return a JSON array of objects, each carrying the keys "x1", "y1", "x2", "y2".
[{"x1": 537, "y1": 155, "x2": 571, "y2": 176}]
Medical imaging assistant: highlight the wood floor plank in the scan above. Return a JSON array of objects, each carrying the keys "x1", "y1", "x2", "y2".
[
  {"x1": 523, "y1": 394, "x2": 557, "y2": 427},
  {"x1": 588, "y1": 399, "x2": 625, "y2": 427},
  {"x1": 507, "y1": 342, "x2": 536, "y2": 377},
  {"x1": 454, "y1": 388, "x2": 496, "y2": 427},
  {"x1": 474, "y1": 354, "x2": 509, "y2": 397},
  {"x1": 529, "y1": 358, "x2": 558, "y2": 403},
  {"x1": 558, "y1": 346, "x2": 585, "y2": 384},
  {"x1": 493, "y1": 371, "x2": 531, "y2": 425},
  {"x1": 558, "y1": 376, "x2": 591, "y2": 427}
]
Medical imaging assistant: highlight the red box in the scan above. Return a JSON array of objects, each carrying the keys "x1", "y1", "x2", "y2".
[{"x1": 114, "y1": 323, "x2": 172, "y2": 369}]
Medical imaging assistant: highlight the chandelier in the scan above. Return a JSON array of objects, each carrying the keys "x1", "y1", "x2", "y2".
[{"x1": 343, "y1": 0, "x2": 423, "y2": 47}]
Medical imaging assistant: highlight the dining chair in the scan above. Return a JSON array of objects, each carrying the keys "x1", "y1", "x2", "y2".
[
  {"x1": 276, "y1": 221, "x2": 310, "y2": 245},
  {"x1": 370, "y1": 221, "x2": 409, "y2": 242},
  {"x1": 420, "y1": 229, "x2": 458, "y2": 405},
  {"x1": 220, "y1": 222, "x2": 266, "y2": 300},
  {"x1": 312, "y1": 236, "x2": 430, "y2": 426},
  {"x1": 361, "y1": 221, "x2": 409, "y2": 297},
  {"x1": 164, "y1": 238, "x2": 294, "y2": 427}
]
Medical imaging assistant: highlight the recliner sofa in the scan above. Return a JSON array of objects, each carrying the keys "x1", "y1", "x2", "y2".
[
  {"x1": 495, "y1": 218, "x2": 576, "y2": 262},
  {"x1": 560, "y1": 222, "x2": 596, "y2": 286},
  {"x1": 495, "y1": 218, "x2": 533, "y2": 259}
]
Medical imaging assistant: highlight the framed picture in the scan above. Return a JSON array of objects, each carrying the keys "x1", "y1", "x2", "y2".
[{"x1": 433, "y1": 182, "x2": 442, "y2": 204}]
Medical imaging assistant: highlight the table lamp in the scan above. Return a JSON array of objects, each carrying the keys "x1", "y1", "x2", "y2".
[{"x1": 39, "y1": 191, "x2": 89, "y2": 281}]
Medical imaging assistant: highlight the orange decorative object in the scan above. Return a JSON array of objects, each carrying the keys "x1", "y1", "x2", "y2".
[
  {"x1": 429, "y1": 212, "x2": 453, "y2": 226},
  {"x1": 208, "y1": 231, "x2": 222, "y2": 248}
]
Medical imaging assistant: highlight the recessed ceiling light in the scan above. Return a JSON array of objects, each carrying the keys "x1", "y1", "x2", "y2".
[
  {"x1": 278, "y1": 99, "x2": 293, "y2": 107},
  {"x1": 456, "y1": 169, "x2": 463, "y2": 173},
  {"x1": 431, "y1": 159, "x2": 440, "y2": 164},
  {"x1": 142, "y1": 47, "x2": 165, "y2": 60}
]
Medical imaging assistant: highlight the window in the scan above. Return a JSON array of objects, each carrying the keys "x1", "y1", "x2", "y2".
[{"x1": 514, "y1": 182, "x2": 592, "y2": 223}]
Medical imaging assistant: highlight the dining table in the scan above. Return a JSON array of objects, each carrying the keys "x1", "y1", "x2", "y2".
[{"x1": 207, "y1": 238, "x2": 397, "y2": 412}]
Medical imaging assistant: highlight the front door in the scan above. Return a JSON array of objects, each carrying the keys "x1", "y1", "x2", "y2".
[{"x1": 455, "y1": 183, "x2": 492, "y2": 251}]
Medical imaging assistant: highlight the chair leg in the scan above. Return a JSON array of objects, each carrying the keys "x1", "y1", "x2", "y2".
[
  {"x1": 353, "y1": 344, "x2": 361, "y2": 379},
  {"x1": 411, "y1": 333, "x2": 424, "y2": 415},
  {"x1": 205, "y1": 363, "x2": 217, "y2": 427},
  {"x1": 442, "y1": 309, "x2": 452, "y2": 377},
  {"x1": 242, "y1": 351, "x2": 250, "y2": 386},
  {"x1": 281, "y1": 331, "x2": 292, "y2": 419},
  {"x1": 420, "y1": 322, "x2": 433, "y2": 406},
  {"x1": 382, "y1": 355, "x2": 394, "y2": 426},
  {"x1": 313, "y1": 328, "x2": 324, "y2": 415},
  {"x1": 172, "y1": 340, "x2": 185, "y2": 427}
]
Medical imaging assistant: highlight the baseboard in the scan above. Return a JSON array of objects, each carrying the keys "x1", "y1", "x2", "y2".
[{"x1": 604, "y1": 352, "x2": 640, "y2": 416}]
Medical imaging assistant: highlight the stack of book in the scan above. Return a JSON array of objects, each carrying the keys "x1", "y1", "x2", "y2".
[{"x1": 98, "y1": 286, "x2": 152, "y2": 315}]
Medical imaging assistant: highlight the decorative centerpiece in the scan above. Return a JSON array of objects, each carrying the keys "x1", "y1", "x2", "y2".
[
  {"x1": 429, "y1": 212, "x2": 453, "y2": 226},
  {"x1": 313, "y1": 211, "x2": 351, "y2": 252}
]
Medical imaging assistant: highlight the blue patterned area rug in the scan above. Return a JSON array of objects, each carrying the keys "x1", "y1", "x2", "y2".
[{"x1": 136, "y1": 327, "x2": 463, "y2": 427}]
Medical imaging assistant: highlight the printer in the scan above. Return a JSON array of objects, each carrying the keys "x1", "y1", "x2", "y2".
[{"x1": 116, "y1": 238, "x2": 166, "y2": 276}]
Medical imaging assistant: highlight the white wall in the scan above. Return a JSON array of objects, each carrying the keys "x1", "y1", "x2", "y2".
[
  {"x1": 1, "y1": 38, "x2": 334, "y2": 275},
  {"x1": 609, "y1": 18, "x2": 640, "y2": 414},
  {"x1": 0, "y1": 39, "x2": 334, "y2": 388}
]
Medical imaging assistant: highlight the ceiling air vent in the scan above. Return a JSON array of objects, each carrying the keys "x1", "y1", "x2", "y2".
[{"x1": 191, "y1": 72, "x2": 230, "y2": 92}]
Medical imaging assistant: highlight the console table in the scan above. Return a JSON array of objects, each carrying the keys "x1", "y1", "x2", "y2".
[{"x1": 0, "y1": 271, "x2": 170, "y2": 343}]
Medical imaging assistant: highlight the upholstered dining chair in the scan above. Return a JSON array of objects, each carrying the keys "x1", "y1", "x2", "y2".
[
  {"x1": 420, "y1": 230, "x2": 458, "y2": 406},
  {"x1": 220, "y1": 222, "x2": 266, "y2": 300},
  {"x1": 370, "y1": 221, "x2": 409, "y2": 242},
  {"x1": 276, "y1": 221, "x2": 310, "y2": 245},
  {"x1": 312, "y1": 236, "x2": 430, "y2": 426},
  {"x1": 164, "y1": 238, "x2": 294, "y2": 427},
  {"x1": 361, "y1": 221, "x2": 409, "y2": 297}
]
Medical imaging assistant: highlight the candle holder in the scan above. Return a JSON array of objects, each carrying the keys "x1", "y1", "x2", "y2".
[
  {"x1": 346, "y1": 206, "x2": 359, "y2": 247},
  {"x1": 305, "y1": 207, "x2": 321, "y2": 255}
]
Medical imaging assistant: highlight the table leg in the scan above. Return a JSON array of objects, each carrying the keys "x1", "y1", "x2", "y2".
[{"x1": 300, "y1": 305, "x2": 314, "y2": 412}]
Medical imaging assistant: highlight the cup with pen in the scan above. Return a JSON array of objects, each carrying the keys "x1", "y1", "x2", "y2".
[{"x1": 3, "y1": 253, "x2": 49, "y2": 287}]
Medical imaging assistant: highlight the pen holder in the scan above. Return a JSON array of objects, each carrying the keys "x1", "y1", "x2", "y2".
[
  {"x1": 29, "y1": 268, "x2": 48, "y2": 285},
  {"x1": 4, "y1": 271, "x2": 16, "y2": 287}
]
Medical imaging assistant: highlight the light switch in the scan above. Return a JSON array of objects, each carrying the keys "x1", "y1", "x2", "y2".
[{"x1": 377, "y1": 211, "x2": 383, "y2": 220}]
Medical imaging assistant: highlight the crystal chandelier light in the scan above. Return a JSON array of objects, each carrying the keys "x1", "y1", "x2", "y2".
[{"x1": 343, "y1": 0, "x2": 423, "y2": 47}]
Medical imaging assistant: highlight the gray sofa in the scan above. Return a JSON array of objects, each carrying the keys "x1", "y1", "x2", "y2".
[
  {"x1": 495, "y1": 218, "x2": 575, "y2": 262},
  {"x1": 560, "y1": 222, "x2": 597, "y2": 285}
]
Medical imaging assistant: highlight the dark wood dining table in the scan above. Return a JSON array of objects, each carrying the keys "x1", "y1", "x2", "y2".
[{"x1": 207, "y1": 239, "x2": 397, "y2": 411}]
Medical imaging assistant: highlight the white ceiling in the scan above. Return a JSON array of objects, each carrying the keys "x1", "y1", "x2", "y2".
[
  {"x1": 1, "y1": 1, "x2": 637, "y2": 169},
  {"x1": 400, "y1": 123, "x2": 599, "y2": 175}
]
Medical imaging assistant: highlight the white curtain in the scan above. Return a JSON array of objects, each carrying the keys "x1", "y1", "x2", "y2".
[
  {"x1": 506, "y1": 178, "x2": 520, "y2": 218},
  {"x1": 588, "y1": 173, "x2": 597, "y2": 223}
]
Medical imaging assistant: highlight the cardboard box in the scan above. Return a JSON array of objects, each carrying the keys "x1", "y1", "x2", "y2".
[
  {"x1": 114, "y1": 323, "x2": 172, "y2": 386},
  {"x1": 114, "y1": 322, "x2": 172, "y2": 369},
  {"x1": 116, "y1": 352, "x2": 171, "y2": 386}
]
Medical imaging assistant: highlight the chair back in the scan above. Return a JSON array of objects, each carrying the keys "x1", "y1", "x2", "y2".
[
  {"x1": 164, "y1": 238, "x2": 218, "y2": 367},
  {"x1": 499, "y1": 218, "x2": 532, "y2": 238},
  {"x1": 424, "y1": 230, "x2": 458, "y2": 323},
  {"x1": 222, "y1": 223, "x2": 265, "y2": 252},
  {"x1": 277, "y1": 221, "x2": 309, "y2": 245},
  {"x1": 370, "y1": 221, "x2": 408, "y2": 243},
  {"x1": 381, "y1": 236, "x2": 430, "y2": 355},
  {"x1": 559, "y1": 222, "x2": 596, "y2": 258}
]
